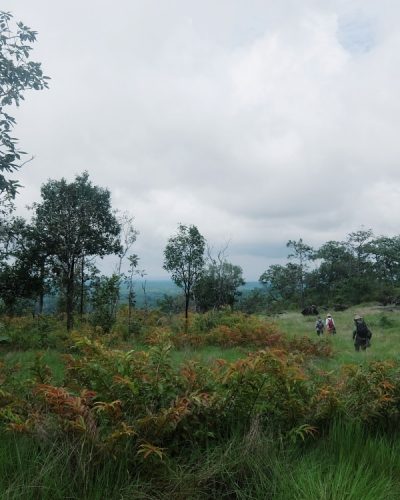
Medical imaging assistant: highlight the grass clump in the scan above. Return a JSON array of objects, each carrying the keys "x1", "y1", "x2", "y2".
[{"x1": 276, "y1": 420, "x2": 400, "y2": 500}]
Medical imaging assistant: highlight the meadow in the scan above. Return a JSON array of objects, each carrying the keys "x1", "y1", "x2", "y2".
[{"x1": 0, "y1": 305, "x2": 399, "y2": 499}]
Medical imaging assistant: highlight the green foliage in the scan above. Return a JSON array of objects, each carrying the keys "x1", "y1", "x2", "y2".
[
  {"x1": 145, "y1": 310, "x2": 289, "y2": 351},
  {"x1": 163, "y1": 224, "x2": 205, "y2": 318},
  {"x1": 340, "y1": 361, "x2": 400, "y2": 426},
  {"x1": 0, "y1": 315, "x2": 66, "y2": 349},
  {"x1": 0, "y1": 262, "x2": 41, "y2": 315},
  {"x1": 90, "y1": 274, "x2": 120, "y2": 333},
  {"x1": 0, "y1": 10, "x2": 49, "y2": 199},
  {"x1": 157, "y1": 293, "x2": 185, "y2": 314},
  {"x1": 237, "y1": 287, "x2": 268, "y2": 314},
  {"x1": 194, "y1": 251, "x2": 245, "y2": 311},
  {"x1": 260, "y1": 262, "x2": 302, "y2": 305},
  {"x1": 0, "y1": 307, "x2": 400, "y2": 499},
  {"x1": 259, "y1": 229, "x2": 400, "y2": 309},
  {"x1": 2, "y1": 308, "x2": 400, "y2": 496},
  {"x1": 32, "y1": 172, "x2": 121, "y2": 330}
]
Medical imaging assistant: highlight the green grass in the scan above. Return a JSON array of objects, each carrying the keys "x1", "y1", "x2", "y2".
[
  {"x1": 0, "y1": 434, "x2": 136, "y2": 499},
  {"x1": 273, "y1": 304, "x2": 400, "y2": 370},
  {"x1": 169, "y1": 344, "x2": 252, "y2": 366},
  {"x1": 2, "y1": 308, "x2": 400, "y2": 498},
  {"x1": 275, "y1": 420, "x2": 400, "y2": 500},
  {"x1": 0, "y1": 349, "x2": 65, "y2": 384},
  {"x1": 1, "y1": 420, "x2": 400, "y2": 499}
]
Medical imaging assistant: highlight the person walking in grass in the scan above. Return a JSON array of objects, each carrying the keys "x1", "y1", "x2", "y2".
[
  {"x1": 353, "y1": 314, "x2": 372, "y2": 351},
  {"x1": 326, "y1": 314, "x2": 336, "y2": 335},
  {"x1": 315, "y1": 316, "x2": 325, "y2": 336}
]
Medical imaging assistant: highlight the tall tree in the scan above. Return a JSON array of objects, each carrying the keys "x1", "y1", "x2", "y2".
[
  {"x1": 345, "y1": 229, "x2": 374, "y2": 302},
  {"x1": 286, "y1": 238, "x2": 314, "y2": 307},
  {"x1": 163, "y1": 224, "x2": 205, "y2": 321},
  {"x1": 32, "y1": 172, "x2": 121, "y2": 330},
  {"x1": 0, "y1": 11, "x2": 49, "y2": 201},
  {"x1": 111, "y1": 212, "x2": 138, "y2": 320},
  {"x1": 314, "y1": 240, "x2": 354, "y2": 303}
]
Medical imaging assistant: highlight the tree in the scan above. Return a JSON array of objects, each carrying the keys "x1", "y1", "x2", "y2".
[
  {"x1": 32, "y1": 172, "x2": 121, "y2": 330},
  {"x1": 369, "y1": 236, "x2": 400, "y2": 285},
  {"x1": 110, "y1": 212, "x2": 138, "y2": 321},
  {"x1": 286, "y1": 239, "x2": 314, "y2": 307},
  {"x1": 163, "y1": 224, "x2": 205, "y2": 321},
  {"x1": 259, "y1": 263, "x2": 301, "y2": 305},
  {"x1": 0, "y1": 216, "x2": 43, "y2": 314},
  {"x1": 0, "y1": 11, "x2": 49, "y2": 201},
  {"x1": 90, "y1": 274, "x2": 120, "y2": 333},
  {"x1": 125, "y1": 253, "x2": 140, "y2": 334},
  {"x1": 0, "y1": 259, "x2": 41, "y2": 315},
  {"x1": 344, "y1": 229, "x2": 375, "y2": 303},
  {"x1": 194, "y1": 247, "x2": 245, "y2": 311},
  {"x1": 314, "y1": 240, "x2": 355, "y2": 303},
  {"x1": 237, "y1": 288, "x2": 268, "y2": 314},
  {"x1": 368, "y1": 235, "x2": 400, "y2": 304}
]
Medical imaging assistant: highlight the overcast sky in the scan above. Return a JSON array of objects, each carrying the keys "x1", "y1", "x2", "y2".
[{"x1": 4, "y1": 0, "x2": 400, "y2": 279}]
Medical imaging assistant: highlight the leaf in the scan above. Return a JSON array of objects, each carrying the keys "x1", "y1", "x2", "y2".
[{"x1": 137, "y1": 442, "x2": 166, "y2": 460}]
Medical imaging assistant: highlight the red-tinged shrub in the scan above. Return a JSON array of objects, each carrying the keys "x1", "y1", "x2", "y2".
[
  {"x1": 286, "y1": 336, "x2": 333, "y2": 358},
  {"x1": 339, "y1": 361, "x2": 400, "y2": 427},
  {"x1": 158, "y1": 313, "x2": 286, "y2": 349},
  {"x1": 219, "y1": 349, "x2": 313, "y2": 432},
  {"x1": 206, "y1": 325, "x2": 243, "y2": 347}
]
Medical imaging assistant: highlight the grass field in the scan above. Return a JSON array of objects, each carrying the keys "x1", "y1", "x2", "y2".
[
  {"x1": 0, "y1": 305, "x2": 400, "y2": 498},
  {"x1": 276, "y1": 304, "x2": 400, "y2": 368}
]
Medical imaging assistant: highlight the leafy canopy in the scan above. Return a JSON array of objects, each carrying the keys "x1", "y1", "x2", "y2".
[
  {"x1": 163, "y1": 224, "x2": 205, "y2": 294},
  {"x1": 0, "y1": 11, "x2": 49, "y2": 199}
]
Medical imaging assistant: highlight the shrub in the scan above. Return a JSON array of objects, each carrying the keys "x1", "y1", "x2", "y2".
[
  {"x1": 0, "y1": 315, "x2": 66, "y2": 349},
  {"x1": 340, "y1": 361, "x2": 400, "y2": 428}
]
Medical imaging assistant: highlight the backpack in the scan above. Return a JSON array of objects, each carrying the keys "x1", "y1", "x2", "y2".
[
  {"x1": 316, "y1": 319, "x2": 324, "y2": 330},
  {"x1": 327, "y1": 318, "x2": 334, "y2": 329},
  {"x1": 356, "y1": 321, "x2": 369, "y2": 339}
]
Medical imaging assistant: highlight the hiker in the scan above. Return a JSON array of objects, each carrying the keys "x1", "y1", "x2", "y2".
[
  {"x1": 326, "y1": 314, "x2": 336, "y2": 335},
  {"x1": 315, "y1": 317, "x2": 324, "y2": 336},
  {"x1": 353, "y1": 314, "x2": 372, "y2": 351}
]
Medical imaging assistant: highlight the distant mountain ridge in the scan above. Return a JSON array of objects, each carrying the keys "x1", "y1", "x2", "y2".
[
  {"x1": 127, "y1": 280, "x2": 262, "y2": 307},
  {"x1": 42, "y1": 280, "x2": 262, "y2": 312}
]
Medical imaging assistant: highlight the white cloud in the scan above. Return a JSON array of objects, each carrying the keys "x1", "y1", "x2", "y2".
[{"x1": 5, "y1": 0, "x2": 400, "y2": 279}]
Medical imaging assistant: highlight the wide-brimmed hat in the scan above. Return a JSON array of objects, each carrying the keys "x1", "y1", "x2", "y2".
[
  {"x1": 354, "y1": 314, "x2": 362, "y2": 320},
  {"x1": 326, "y1": 314, "x2": 332, "y2": 317}
]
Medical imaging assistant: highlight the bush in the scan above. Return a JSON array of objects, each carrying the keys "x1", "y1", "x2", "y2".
[{"x1": 0, "y1": 315, "x2": 66, "y2": 349}]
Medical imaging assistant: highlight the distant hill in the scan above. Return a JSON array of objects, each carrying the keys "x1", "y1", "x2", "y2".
[
  {"x1": 42, "y1": 280, "x2": 263, "y2": 312},
  {"x1": 125, "y1": 280, "x2": 263, "y2": 308}
]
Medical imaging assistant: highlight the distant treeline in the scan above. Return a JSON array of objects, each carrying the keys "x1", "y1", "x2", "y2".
[
  {"x1": 1, "y1": 174, "x2": 398, "y2": 326},
  {"x1": 0, "y1": 173, "x2": 251, "y2": 330},
  {"x1": 259, "y1": 230, "x2": 400, "y2": 311}
]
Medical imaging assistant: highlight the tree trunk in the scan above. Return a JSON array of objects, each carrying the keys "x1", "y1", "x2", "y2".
[
  {"x1": 184, "y1": 293, "x2": 190, "y2": 334},
  {"x1": 39, "y1": 293, "x2": 44, "y2": 315},
  {"x1": 66, "y1": 261, "x2": 75, "y2": 331},
  {"x1": 39, "y1": 260, "x2": 45, "y2": 314},
  {"x1": 79, "y1": 256, "x2": 85, "y2": 319}
]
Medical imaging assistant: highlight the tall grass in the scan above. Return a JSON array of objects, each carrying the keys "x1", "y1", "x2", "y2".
[
  {"x1": 276, "y1": 420, "x2": 400, "y2": 500},
  {"x1": 2, "y1": 420, "x2": 400, "y2": 499},
  {"x1": 0, "y1": 434, "x2": 137, "y2": 499},
  {"x1": 2, "y1": 307, "x2": 400, "y2": 497}
]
